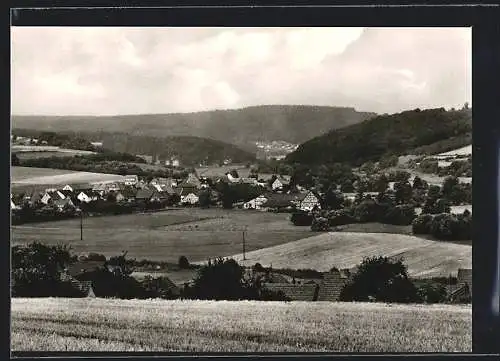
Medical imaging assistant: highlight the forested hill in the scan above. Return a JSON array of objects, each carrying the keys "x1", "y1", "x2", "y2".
[
  {"x1": 286, "y1": 108, "x2": 472, "y2": 166},
  {"x1": 12, "y1": 129, "x2": 256, "y2": 166},
  {"x1": 12, "y1": 105, "x2": 376, "y2": 149}
]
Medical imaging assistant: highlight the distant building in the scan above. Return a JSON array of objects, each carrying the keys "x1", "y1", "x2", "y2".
[
  {"x1": 137, "y1": 154, "x2": 153, "y2": 164},
  {"x1": 90, "y1": 142, "x2": 103, "y2": 148},
  {"x1": 272, "y1": 176, "x2": 291, "y2": 191}
]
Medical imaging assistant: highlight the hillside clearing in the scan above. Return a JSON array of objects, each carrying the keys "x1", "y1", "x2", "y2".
[
  {"x1": 11, "y1": 298, "x2": 471, "y2": 352},
  {"x1": 434, "y1": 145, "x2": 472, "y2": 158},
  {"x1": 11, "y1": 166, "x2": 129, "y2": 186},
  {"x1": 229, "y1": 232, "x2": 471, "y2": 278},
  {"x1": 11, "y1": 209, "x2": 311, "y2": 263}
]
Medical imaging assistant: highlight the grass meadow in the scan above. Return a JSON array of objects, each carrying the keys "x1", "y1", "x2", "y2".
[
  {"x1": 11, "y1": 208, "x2": 312, "y2": 263},
  {"x1": 11, "y1": 298, "x2": 471, "y2": 352}
]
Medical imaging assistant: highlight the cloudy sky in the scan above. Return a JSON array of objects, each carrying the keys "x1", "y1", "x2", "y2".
[{"x1": 11, "y1": 27, "x2": 471, "y2": 116}]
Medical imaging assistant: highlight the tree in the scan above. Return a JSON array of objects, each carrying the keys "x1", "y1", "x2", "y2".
[
  {"x1": 198, "y1": 189, "x2": 212, "y2": 209},
  {"x1": 412, "y1": 176, "x2": 427, "y2": 190},
  {"x1": 12, "y1": 242, "x2": 74, "y2": 297},
  {"x1": 311, "y1": 217, "x2": 330, "y2": 232},
  {"x1": 178, "y1": 255, "x2": 190, "y2": 269},
  {"x1": 11, "y1": 153, "x2": 20, "y2": 166},
  {"x1": 394, "y1": 181, "x2": 413, "y2": 205},
  {"x1": 323, "y1": 187, "x2": 344, "y2": 210},
  {"x1": 340, "y1": 180, "x2": 355, "y2": 193},
  {"x1": 186, "y1": 258, "x2": 246, "y2": 300},
  {"x1": 412, "y1": 214, "x2": 434, "y2": 235},
  {"x1": 374, "y1": 174, "x2": 389, "y2": 193},
  {"x1": 340, "y1": 256, "x2": 421, "y2": 303}
]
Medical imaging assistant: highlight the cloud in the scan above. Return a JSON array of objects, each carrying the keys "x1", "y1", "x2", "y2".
[{"x1": 10, "y1": 27, "x2": 471, "y2": 115}]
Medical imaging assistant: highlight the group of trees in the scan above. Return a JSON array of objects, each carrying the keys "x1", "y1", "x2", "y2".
[
  {"x1": 418, "y1": 158, "x2": 472, "y2": 178},
  {"x1": 412, "y1": 211, "x2": 472, "y2": 241}
]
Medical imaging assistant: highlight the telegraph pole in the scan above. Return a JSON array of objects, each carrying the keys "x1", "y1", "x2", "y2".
[
  {"x1": 80, "y1": 210, "x2": 83, "y2": 241},
  {"x1": 242, "y1": 226, "x2": 247, "y2": 260}
]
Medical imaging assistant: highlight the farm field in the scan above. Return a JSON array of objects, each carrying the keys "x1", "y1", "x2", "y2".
[
  {"x1": 229, "y1": 232, "x2": 472, "y2": 278},
  {"x1": 11, "y1": 209, "x2": 312, "y2": 263},
  {"x1": 11, "y1": 166, "x2": 128, "y2": 186},
  {"x1": 11, "y1": 298, "x2": 471, "y2": 352},
  {"x1": 434, "y1": 145, "x2": 472, "y2": 158}
]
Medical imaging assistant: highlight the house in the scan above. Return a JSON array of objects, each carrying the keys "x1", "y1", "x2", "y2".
[
  {"x1": 77, "y1": 190, "x2": 100, "y2": 203},
  {"x1": 114, "y1": 192, "x2": 126, "y2": 203},
  {"x1": 172, "y1": 159, "x2": 180, "y2": 167},
  {"x1": 260, "y1": 193, "x2": 298, "y2": 212},
  {"x1": 272, "y1": 176, "x2": 291, "y2": 191},
  {"x1": 120, "y1": 187, "x2": 138, "y2": 202},
  {"x1": 11, "y1": 199, "x2": 21, "y2": 210},
  {"x1": 178, "y1": 182, "x2": 199, "y2": 197},
  {"x1": 186, "y1": 173, "x2": 202, "y2": 189},
  {"x1": 124, "y1": 175, "x2": 139, "y2": 186},
  {"x1": 240, "y1": 177, "x2": 258, "y2": 185},
  {"x1": 60, "y1": 189, "x2": 74, "y2": 199},
  {"x1": 91, "y1": 141, "x2": 103, "y2": 148},
  {"x1": 181, "y1": 192, "x2": 199, "y2": 206},
  {"x1": 316, "y1": 269, "x2": 351, "y2": 302},
  {"x1": 243, "y1": 195, "x2": 268, "y2": 210},
  {"x1": 53, "y1": 198, "x2": 75, "y2": 210},
  {"x1": 41, "y1": 190, "x2": 65, "y2": 205},
  {"x1": 137, "y1": 154, "x2": 153, "y2": 164},
  {"x1": 136, "y1": 189, "x2": 154, "y2": 202},
  {"x1": 226, "y1": 173, "x2": 240, "y2": 183},
  {"x1": 449, "y1": 268, "x2": 472, "y2": 303},
  {"x1": 292, "y1": 191, "x2": 321, "y2": 212},
  {"x1": 62, "y1": 184, "x2": 74, "y2": 192},
  {"x1": 262, "y1": 283, "x2": 319, "y2": 301}
]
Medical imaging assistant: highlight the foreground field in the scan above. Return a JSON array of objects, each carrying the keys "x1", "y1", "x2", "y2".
[
  {"x1": 11, "y1": 166, "x2": 128, "y2": 186},
  {"x1": 230, "y1": 232, "x2": 472, "y2": 278},
  {"x1": 11, "y1": 298, "x2": 471, "y2": 352},
  {"x1": 11, "y1": 209, "x2": 311, "y2": 263}
]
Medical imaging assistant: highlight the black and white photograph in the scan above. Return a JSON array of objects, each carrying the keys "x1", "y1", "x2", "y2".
[{"x1": 10, "y1": 26, "x2": 472, "y2": 352}]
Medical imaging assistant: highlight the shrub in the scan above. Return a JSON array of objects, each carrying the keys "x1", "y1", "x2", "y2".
[
  {"x1": 327, "y1": 209, "x2": 357, "y2": 226},
  {"x1": 291, "y1": 212, "x2": 314, "y2": 226},
  {"x1": 178, "y1": 256, "x2": 190, "y2": 269},
  {"x1": 412, "y1": 214, "x2": 434, "y2": 234},
  {"x1": 383, "y1": 204, "x2": 417, "y2": 226},
  {"x1": 311, "y1": 217, "x2": 330, "y2": 232},
  {"x1": 417, "y1": 283, "x2": 448, "y2": 303}
]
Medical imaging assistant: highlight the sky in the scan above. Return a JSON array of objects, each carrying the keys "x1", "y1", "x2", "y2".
[{"x1": 11, "y1": 27, "x2": 471, "y2": 116}]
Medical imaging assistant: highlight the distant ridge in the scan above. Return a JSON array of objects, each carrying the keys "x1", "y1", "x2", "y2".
[{"x1": 12, "y1": 105, "x2": 377, "y2": 149}]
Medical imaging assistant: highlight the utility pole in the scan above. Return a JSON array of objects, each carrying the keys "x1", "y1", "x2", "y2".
[
  {"x1": 242, "y1": 226, "x2": 247, "y2": 260},
  {"x1": 80, "y1": 210, "x2": 83, "y2": 241}
]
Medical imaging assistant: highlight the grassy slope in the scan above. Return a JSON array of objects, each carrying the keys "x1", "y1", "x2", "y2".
[
  {"x1": 11, "y1": 298, "x2": 471, "y2": 352},
  {"x1": 11, "y1": 209, "x2": 312, "y2": 263},
  {"x1": 229, "y1": 232, "x2": 472, "y2": 278}
]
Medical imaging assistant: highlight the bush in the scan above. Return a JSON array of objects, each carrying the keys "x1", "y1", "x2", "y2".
[
  {"x1": 412, "y1": 214, "x2": 434, "y2": 234},
  {"x1": 311, "y1": 217, "x2": 330, "y2": 232},
  {"x1": 383, "y1": 204, "x2": 417, "y2": 226},
  {"x1": 340, "y1": 256, "x2": 421, "y2": 303},
  {"x1": 327, "y1": 209, "x2": 357, "y2": 226},
  {"x1": 417, "y1": 283, "x2": 448, "y2": 303},
  {"x1": 291, "y1": 212, "x2": 314, "y2": 226},
  {"x1": 178, "y1": 255, "x2": 190, "y2": 269}
]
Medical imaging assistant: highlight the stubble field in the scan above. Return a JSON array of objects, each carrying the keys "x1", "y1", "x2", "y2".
[{"x1": 11, "y1": 298, "x2": 471, "y2": 352}]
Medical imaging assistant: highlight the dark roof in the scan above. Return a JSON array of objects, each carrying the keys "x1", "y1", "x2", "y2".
[
  {"x1": 66, "y1": 261, "x2": 106, "y2": 277},
  {"x1": 317, "y1": 270, "x2": 351, "y2": 301},
  {"x1": 263, "y1": 283, "x2": 318, "y2": 301},
  {"x1": 262, "y1": 193, "x2": 298, "y2": 208},
  {"x1": 60, "y1": 190, "x2": 73, "y2": 197},
  {"x1": 136, "y1": 189, "x2": 154, "y2": 199},
  {"x1": 457, "y1": 268, "x2": 472, "y2": 294}
]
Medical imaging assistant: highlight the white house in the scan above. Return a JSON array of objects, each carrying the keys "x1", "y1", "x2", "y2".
[
  {"x1": 226, "y1": 173, "x2": 240, "y2": 183},
  {"x1": 77, "y1": 191, "x2": 99, "y2": 203},
  {"x1": 181, "y1": 193, "x2": 199, "y2": 205},
  {"x1": 124, "y1": 175, "x2": 138, "y2": 186},
  {"x1": 172, "y1": 159, "x2": 180, "y2": 167},
  {"x1": 243, "y1": 195, "x2": 268, "y2": 210},
  {"x1": 293, "y1": 191, "x2": 321, "y2": 211},
  {"x1": 11, "y1": 199, "x2": 21, "y2": 210},
  {"x1": 62, "y1": 184, "x2": 74, "y2": 192},
  {"x1": 272, "y1": 176, "x2": 290, "y2": 191}
]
